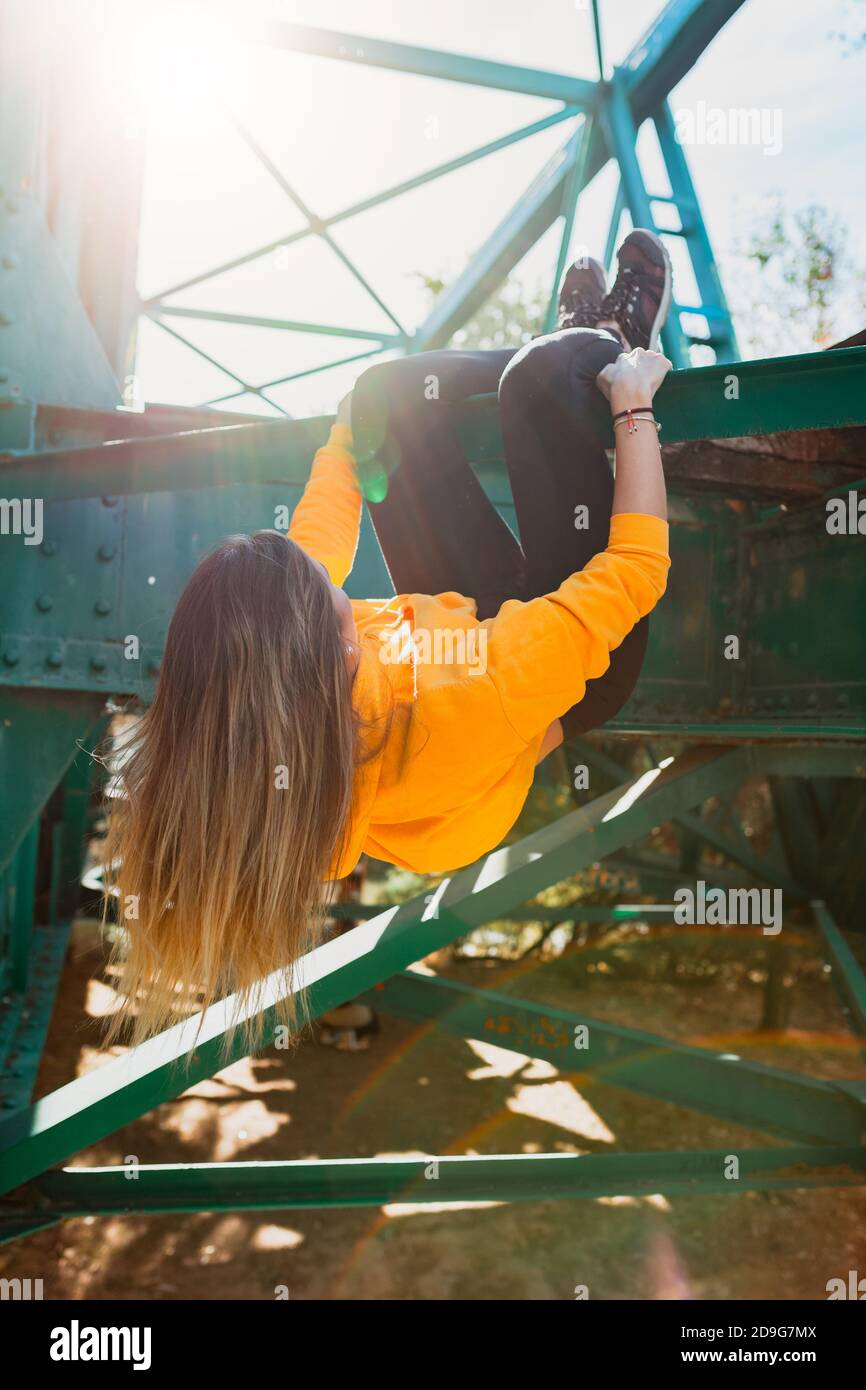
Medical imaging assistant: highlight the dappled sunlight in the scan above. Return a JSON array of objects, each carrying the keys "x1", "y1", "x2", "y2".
[
  {"x1": 507, "y1": 1081, "x2": 616, "y2": 1143},
  {"x1": 464, "y1": 1037, "x2": 533, "y2": 1080},
  {"x1": 383, "y1": 1199, "x2": 504, "y2": 1217},
  {"x1": 85, "y1": 977, "x2": 122, "y2": 1019},
  {"x1": 253, "y1": 1224, "x2": 305, "y2": 1252},
  {"x1": 463, "y1": 1037, "x2": 559, "y2": 1081},
  {"x1": 595, "y1": 1193, "x2": 672, "y2": 1212}
]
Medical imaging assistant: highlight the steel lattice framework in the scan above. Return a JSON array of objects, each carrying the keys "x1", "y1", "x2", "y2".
[{"x1": 137, "y1": 0, "x2": 743, "y2": 417}]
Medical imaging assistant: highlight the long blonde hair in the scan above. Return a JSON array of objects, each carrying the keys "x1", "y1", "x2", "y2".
[{"x1": 102, "y1": 530, "x2": 360, "y2": 1052}]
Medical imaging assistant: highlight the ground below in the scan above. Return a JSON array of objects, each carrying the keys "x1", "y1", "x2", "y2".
[{"x1": 3, "y1": 919, "x2": 865, "y2": 1300}]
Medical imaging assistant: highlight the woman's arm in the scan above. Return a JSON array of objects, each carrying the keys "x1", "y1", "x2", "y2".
[
  {"x1": 598, "y1": 346, "x2": 669, "y2": 520},
  {"x1": 287, "y1": 393, "x2": 361, "y2": 587}
]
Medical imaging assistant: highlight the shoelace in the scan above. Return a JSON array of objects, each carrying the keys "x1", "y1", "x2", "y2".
[
  {"x1": 557, "y1": 292, "x2": 603, "y2": 330},
  {"x1": 599, "y1": 268, "x2": 650, "y2": 347}
]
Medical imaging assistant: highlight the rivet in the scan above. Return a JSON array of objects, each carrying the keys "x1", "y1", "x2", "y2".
[
  {"x1": 94, "y1": 598, "x2": 112, "y2": 615},
  {"x1": 90, "y1": 654, "x2": 107, "y2": 672},
  {"x1": 146, "y1": 661, "x2": 161, "y2": 676},
  {"x1": 35, "y1": 592, "x2": 53, "y2": 612},
  {"x1": 40, "y1": 538, "x2": 57, "y2": 556},
  {"x1": 101, "y1": 495, "x2": 119, "y2": 507},
  {"x1": 807, "y1": 692, "x2": 819, "y2": 708},
  {"x1": 46, "y1": 646, "x2": 63, "y2": 668},
  {"x1": 97, "y1": 543, "x2": 116, "y2": 561},
  {"x1": 837, "y1": 693, "x2": 850, "y2": 708},
  {"x1": 2, "y1": 644, "x2": 19, "y2": 666},
  {"x1": 2, "y1": 252, "x2": 18, "y2": 270},
  {"x1": 0, "y1": 310, "x2": 15, "y2": 327}
]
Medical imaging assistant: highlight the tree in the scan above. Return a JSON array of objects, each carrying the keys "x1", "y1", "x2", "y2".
[{"x1": 728, "y1": 201, "x2": 865, "y2": 356}]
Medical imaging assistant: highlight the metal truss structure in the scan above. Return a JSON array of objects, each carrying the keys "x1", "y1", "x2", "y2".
[{"x1": 139, "y1": 0, "x2": 744, "y2": 407}]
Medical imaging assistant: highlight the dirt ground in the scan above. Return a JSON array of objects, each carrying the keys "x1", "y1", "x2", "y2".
[{"x1": 3, "y1": 917, "x2": 866, "y2": 1301}]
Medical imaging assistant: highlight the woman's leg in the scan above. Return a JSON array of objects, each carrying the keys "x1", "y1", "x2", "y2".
[
  {"x1": 355, "y1": 350, "x2": 525, "y2": 617},
  {"x1": 497, "y1": 327, "x2": 650, "y2": 736}
]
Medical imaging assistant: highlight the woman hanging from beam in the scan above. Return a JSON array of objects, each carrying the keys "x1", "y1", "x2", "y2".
[{"x1": 102, "y1": 229, "x2": 673, "y2": 1050}]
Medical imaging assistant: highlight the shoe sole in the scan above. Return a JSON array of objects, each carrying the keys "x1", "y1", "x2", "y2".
[{"x1": 618, "y1": 229, "x2": 674, "y2": 352}]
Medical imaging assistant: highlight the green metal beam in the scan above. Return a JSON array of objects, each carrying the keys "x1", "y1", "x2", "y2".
[
  {"x1": 0, "y1": 923, "x2": 71, "y2": 1113},
  {"x1": 7, "y1": 822, "x2": 38, "y2": 994},
  {"x1": 620, "y1": 0, "x2": 748, "y2": 119},
  {"x1": 544, "y1": 116, "x2": 596, "y2": 334},
  {"x1": 0, "y1": 689, "x2": 106, "y2": 877},
  {"x1": 251, "y1": 20, "x2": 599, "y2": 105},
  {"x1": 608, "y1": 722, "x2": 866, "y2": 743},
  {"x1": 600, "y1": 72, "x2": 689, "y2": 367},
  {"x1": 654, "y1": 99, "x2": 739, "y2": 360},
  {"x1": 813, "y1": 901, "x2": 866, "y2": 1038},
  {"x1": 149, "y1": 304, "x2": 403, "y2": 346},
  {"x1": 361, "y1": 972, "x2": 866, "y2": 1146},
  {"x1": 5, "y1": 347, "x2": 865, "y2": 505},
  {"x1": 4, "y1": 1145, "x2": 863, "y2": 1223}
]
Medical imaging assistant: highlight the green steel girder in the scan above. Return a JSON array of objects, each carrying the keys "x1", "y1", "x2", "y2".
[
  {"x1": 3, "y1": 821, "x2": 38, "y2": 996},
  {"x1": 360, "y1": 972, "x2": 866, "y2": 1146},
  {"x1": 0, "y1": 922, "x2": 71, "y2": 1113},
  {"x1": 601, "y1": 71, "x2": 691, "y2": 367},
  {"x1": 654, "y1": 99, "x2": 739, "y2": 360},
  {"x1": 0, "y1": 688, "x2": 106, "y2": 877},
  {"x1": 3, "y1": 1145, "x2": 864, "y2": 1230},
  {"x1": 4, "y1": 347, "x2": 863, "y2": 503},
  {"x1": 2, "y1": 348, "x2": 863, "y2": 734},
  {"x1": 618, "y1": 0, "x2": 748, "y2": 118},
  {"x1": 813, "y1": 901, "x2": 866, "y2": 1039},
  {"x1": 251, "y1": 21, "x2": 599, "y2": 106}
]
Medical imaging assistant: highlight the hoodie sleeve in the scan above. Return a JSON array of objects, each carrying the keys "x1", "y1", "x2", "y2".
[
  {"x1": 288, "y1": 422, "x2": 362, "y2": 587},
  {"x1": 484, "y1": 512, "x2": 671, "y2": 743}
]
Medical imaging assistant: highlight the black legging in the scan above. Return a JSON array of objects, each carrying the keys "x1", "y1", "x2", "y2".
[{"x1": 351, "y1": 327, "x2": 648, "y2": 739}]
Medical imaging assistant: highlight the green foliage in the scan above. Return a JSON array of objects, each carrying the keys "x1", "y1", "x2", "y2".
[{"x1": 730, "y1": 201, "x2": 865, "y2": 354}]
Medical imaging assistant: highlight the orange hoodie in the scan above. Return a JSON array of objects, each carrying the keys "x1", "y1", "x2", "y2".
[{"x1": 289, "y1": 423, "x2": 670, "y2": 876}]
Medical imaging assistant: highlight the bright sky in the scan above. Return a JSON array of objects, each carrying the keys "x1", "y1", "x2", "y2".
[{"x1": 128, "y1": 0, "x2": 866, "y2": 417}]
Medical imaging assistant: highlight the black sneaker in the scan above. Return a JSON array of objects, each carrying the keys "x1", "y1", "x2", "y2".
[
  {"x1": 556, "y1": 255, "x2": 608, "y2": 330},
  {"x1": 598, "y1": 229, "x2": 673, "y2": 351}
]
